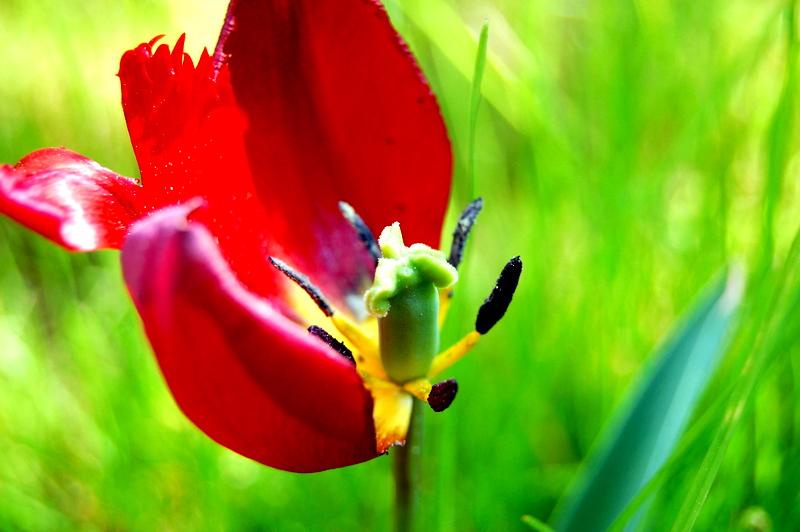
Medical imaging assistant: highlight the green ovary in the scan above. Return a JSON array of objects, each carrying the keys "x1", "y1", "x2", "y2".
[{"x1": 378, "y1": 281, "x2": 440, "y2": 383}]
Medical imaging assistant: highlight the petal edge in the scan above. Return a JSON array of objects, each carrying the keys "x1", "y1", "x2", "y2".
[{"x1": 0, "y1": 148, "x2": 147, "y2": 250}]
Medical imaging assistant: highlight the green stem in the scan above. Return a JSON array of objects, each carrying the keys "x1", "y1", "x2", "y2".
[{"x1": 393, "y1": 399, "x2": 425, "y2": 532}]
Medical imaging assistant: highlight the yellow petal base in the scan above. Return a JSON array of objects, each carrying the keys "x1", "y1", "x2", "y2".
[{"x1": 369, "y1": 381, "x2": 414, "y2": 453}]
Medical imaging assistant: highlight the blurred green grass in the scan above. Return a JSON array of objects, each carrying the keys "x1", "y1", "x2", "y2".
[{"x1": 1, "y1": 0, "x2": 800, "y2": 530}]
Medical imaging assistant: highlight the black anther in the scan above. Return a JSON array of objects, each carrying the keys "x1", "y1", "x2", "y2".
[
  {"x1": 448, "y1": 197, "x2": 484, "y2": 268},
  {"x1": 308, "y1": 325, "x2": 355, "y2": 364},
  {"x1": 428, "y1": 379, "x2": 458, "y2": 412},
  {"x1": 475, "y1": 256, "x2": 522, "y2": 334},
  {"x1": 339, "y1": 201, "x2": 382, "y2": 265},
  {"x1": 268, "y1": 257, "x2": 334, "y2": 317}
]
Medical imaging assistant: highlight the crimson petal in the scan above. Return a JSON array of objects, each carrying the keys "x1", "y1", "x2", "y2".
[
  {"x1": 119, "y1": 34, "x2": 370, "y2": 307},
  {"x1": 122, "y1": 202, "x2": 379, "y2": 473},
  {"x1": 0, "y1": 148, "x2": 148, "y2": 250},
  {"x1": 117, "y1": 0, "x2": 452, "y2": 309}
]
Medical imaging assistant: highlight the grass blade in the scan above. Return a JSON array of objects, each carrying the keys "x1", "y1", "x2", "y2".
[
  {"x1": 549, "y1": 270, "x2": 744, "y2": 532},
  {"x1": 760, "y1": 1, "x2": 798, "y2": 270},
  {"x1": 523, "y1": 515, "x2": 556, "y2": 532},
  {"x1": 671, "y1": 220, "x2": 800, "y2": 531},
  {"x1": 467, "y1": 20, "x2": 489, "y2": 198}
]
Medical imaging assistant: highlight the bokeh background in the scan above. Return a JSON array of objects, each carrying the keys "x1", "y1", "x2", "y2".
[{"x1": 1, "y1": 0, "x2": 799, "y2": 530}]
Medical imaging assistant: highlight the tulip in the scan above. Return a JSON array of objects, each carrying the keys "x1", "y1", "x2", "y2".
[{"x1": 0, "y1": 0, "x2": 520, "y2": 478}]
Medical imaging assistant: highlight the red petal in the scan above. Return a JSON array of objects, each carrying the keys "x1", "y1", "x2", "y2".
[
  {"x1": 0, "y1": 148, "x2": 148, "y2": 250},
  {"x1": 118, "y1": 0, "x2": 452, "y2": 307},
  {"x1": 122, "y1": 203, "x2": 379, "y2": 473},
  {"x1": 119, "y1": 35, "x2": 368, "y2": 307},
  {"x1": 119, "y1": 36, "x2": 285, "y2": 300},
  {"x1": 223, "y1": 0, "x2": 452, "y2": 254}
]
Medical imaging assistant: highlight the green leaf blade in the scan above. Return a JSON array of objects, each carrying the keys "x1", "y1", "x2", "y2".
[
  {"x1": 550, "y1": 270, "x2": 744, "y2": 532},
  {"x1": 467, "y1": 20, "x2": 489, "y2": 198}
]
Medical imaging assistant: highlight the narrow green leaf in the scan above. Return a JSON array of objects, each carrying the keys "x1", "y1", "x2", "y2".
[
  {"x1": 760, "y1": 0, "x2": 798, "y2": 272},
  {"x1": 523, "y1": 515, "x2": 556, "y2": 532},
  {"x1": 549, "y1": 269, "x2": 744, "y2": 532},
  {"x1": 672, "y1": 221, "x2": 800, "y2": 531},
  {"x1": 604, "y1": 377, "x2": 739, "y2": 532},
  {"x1": 467, "y1": 20, "x2": 489, "y2": 199}
]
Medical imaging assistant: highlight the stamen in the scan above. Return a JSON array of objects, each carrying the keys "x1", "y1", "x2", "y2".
[
  {"x1": 476, "y1": 256, "x2": 522, "y2": 334},
  {"x1": 448, "y1": 197, "x2": 484, "y2": 268},
  {"x1": 401, "y1": 377, "x2": 458, "y2": 412},
  {"x1": 268, "y1": 257, "x2": 334, "y2": 317},
  {"x1": 428, "y1": 258, "x2": 522, "y2": 377},
  {"x1": 428, "y1": 379, "x2": 458, "y2": 412},
  {"x1": 339, "y1": 201, "x2": 381, "y2": 264},
  {"x1": 308, "y1": 325, "x2": 355, "y2": 364}
]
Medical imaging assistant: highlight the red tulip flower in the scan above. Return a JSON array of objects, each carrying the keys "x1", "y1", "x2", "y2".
[{"x1": 0, "y1": 0, "x2": 520, "y2": 473}]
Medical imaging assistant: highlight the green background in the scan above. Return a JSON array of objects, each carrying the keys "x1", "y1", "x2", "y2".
[{"x1": 1, "y1": 0, "x2": 798, "y2": 530}]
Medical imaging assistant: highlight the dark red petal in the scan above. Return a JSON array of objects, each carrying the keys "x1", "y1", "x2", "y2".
[
  {"x1": 119, "y1": 36, "x2": 367, "y2": 307},
  {"x1": 222, "y1": 0, "x2": 452, "y2": 267},
  {"x1": 122, "y1": 203, "x2": 379, "y2": 473},
  {"x1": 0, "y1": 148, "x2": 148, "y2": 250}
]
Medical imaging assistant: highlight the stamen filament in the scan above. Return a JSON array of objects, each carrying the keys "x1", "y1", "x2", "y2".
[
  {"x1": 427, "y1": 330, "x2": 481, "y2": 378},
  {"x1": 402, "y1": 378, "x2": 433, "y2": 401},
  {"x1": 438, "y1": 288, "x2": 453, "y2": 328},
  {"x1": 330, "y1": 313, "x2": 386, "y2": 379}
]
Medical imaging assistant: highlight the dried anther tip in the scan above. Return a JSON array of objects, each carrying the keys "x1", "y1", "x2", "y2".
[
  {"x1": 428, "y1": 379, "x2": 458, "y2": 412},
  {"x1": 448, "y1": 197, "x2": 484, "y2": 268},
  {"x1": 475, "y1": 256, "x2": 522, "y2": 334},
  {"x1": 339, "y1": 201, "x2": 381, "y2": 264},
  {"x1": 308, "y1": 325, "x2": 355, "y2": 364},
  {"x1": 269, "y1": 257, "x2": 334, "y2": 317}
]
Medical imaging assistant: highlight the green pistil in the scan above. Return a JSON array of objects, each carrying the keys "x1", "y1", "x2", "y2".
[{"x1": 365, "y1": 223, "x2": 457, "y2": 383}]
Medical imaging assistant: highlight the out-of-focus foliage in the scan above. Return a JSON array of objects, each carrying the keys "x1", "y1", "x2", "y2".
[{"x1": 2, "y1": 0, "x2": 800, "y2": 530}]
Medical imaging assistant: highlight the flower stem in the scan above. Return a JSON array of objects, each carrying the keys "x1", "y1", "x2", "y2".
[{"x1": 393, "y1": 398, "x2": 424, "y2": 532}]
